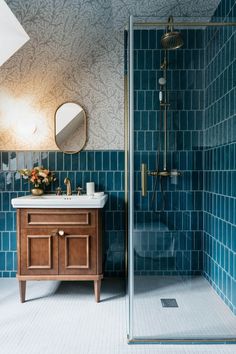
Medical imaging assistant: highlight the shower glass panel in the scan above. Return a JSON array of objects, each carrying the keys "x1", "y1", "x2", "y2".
[{"x1": 127, "y1": 14, "x2": 236, "y2": 343}]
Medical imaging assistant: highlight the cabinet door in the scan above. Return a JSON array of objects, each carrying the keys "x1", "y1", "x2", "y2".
[
  {"x1": 20, "y1": 229, "x2": 59, "y2": 275},
  {"x1": 59, "y1": 228, "x2": 97, "y2": 275}
]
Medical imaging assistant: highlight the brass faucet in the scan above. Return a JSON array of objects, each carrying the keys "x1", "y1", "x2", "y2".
[{"x1": 64, "y1": 177, "x2": 72, "y2": 196}]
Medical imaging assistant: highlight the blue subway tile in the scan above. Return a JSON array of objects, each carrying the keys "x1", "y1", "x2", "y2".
[
  {"x1": 145, "y1": 50, "x2": 153, "y2": 69},
  {"x1": 110, "y1": 152, "x2": 118, "y2": 171},
  {"x1": 0, "y1": 252, "x2": 5, "y2": 270},
  {"x1": 98, "y1": 172, "x2": 106, "y2": 191},
  {"x1": 64, "y1": 154, "x2": 72, "y2": 171},
  {"x1": 149, "y1": 30, "x2": 156, "y2": 49},
  {"x1": 79, "y1": 152, "x2": 87, "y2": 170},
  {"x1": 49, "y1": 152, "x2": 56, "y2": 171},
  {"x1": 102, "y1": 152, "x2": 110, "y2": 171},
  {"x1": 91, "y1": 172, "x2": 99, "y2": 188},
  {"x1": 83, "y1": 172, "x2": 91, "y2": 186},
  {"x1": 141, "y1": 30, "x2": 148, "y2": 49},
  {"x1": 95, "y1": 152, "x2": 102, "y2": 170},
  {"x1": 87, "y1": 152, "x2": 94, "y2": 171},
  {"x1": 134, "y1": 70, "x2": 140, "y2": 89},
  {"x1": 118, "y1": 152, "x2": 124, "y2": 171},
  {"x1": 6, "y1": 252, "x2": 13, "y2": 271},
  {"x1": 138, "y1": 51, "x2": 144, "y2": 69},
  {"x1": 134, "y1": 30, "x2": 141, "y2": 49},
  {"x1": 56, "y1": 152, "x2": 63, "y2": 170},
  {"x1": 10, "y1": 232, "x2": 17, "y2": 251},
  {"x1": 2, "y1": 232, "x2": 9, "y2": 250},
  {"x1": 0, "y1": 213, "x2": 5, "y2": 231}
]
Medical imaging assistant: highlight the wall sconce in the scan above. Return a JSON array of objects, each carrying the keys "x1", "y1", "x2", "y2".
[
  {"x1": 14, "y1": 115, "x2": 37, "y2": 137},
  {"x1": 0, "y1": 0, "x2": 29, "y2": 66},
  {"x1": 0, "y1": 91, "x2": 49, "y2": 146}
]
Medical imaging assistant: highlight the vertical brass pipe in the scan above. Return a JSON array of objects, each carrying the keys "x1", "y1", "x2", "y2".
[
  {"x1": 141, "y1": 163, "x2": 147, "y2": 196},
  {"x1": 124, "y1": 73, "x2": 128, "y2": 281},
  {"x1": 163, "y1": 50, "x2": 168, "y2": 171}
]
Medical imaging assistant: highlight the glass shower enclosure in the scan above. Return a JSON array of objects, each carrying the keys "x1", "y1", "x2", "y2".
[{"x1": 127, "y1": 14, "x2": 236, "y2": 343}]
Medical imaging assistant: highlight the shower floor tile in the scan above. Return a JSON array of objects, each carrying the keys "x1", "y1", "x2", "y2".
[{"x1": 133, "y1": 276, "x2": 236, "y2": 339}]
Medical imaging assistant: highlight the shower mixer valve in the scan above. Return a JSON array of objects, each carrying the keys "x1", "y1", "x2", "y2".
[{"x1": 141, "y1": 163, "x2": 181, "y2": 197}]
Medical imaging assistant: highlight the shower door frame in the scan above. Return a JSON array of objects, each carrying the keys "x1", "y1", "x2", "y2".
[{"x1": 126, "y1": 15, "x2": 236, "y2": 344}]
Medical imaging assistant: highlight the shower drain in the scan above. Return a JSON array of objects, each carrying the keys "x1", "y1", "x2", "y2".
[{"x1": 161, "y1": 298, "x2": 178, "y2": 308}]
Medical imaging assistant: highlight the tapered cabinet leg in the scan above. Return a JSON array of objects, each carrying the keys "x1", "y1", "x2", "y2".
[
  {"x1": 19, "y1": 281, "x2": 26, "y2": 303},
  {"x1": 94, "y1": 280, "x2": 101, "y2": 302}
]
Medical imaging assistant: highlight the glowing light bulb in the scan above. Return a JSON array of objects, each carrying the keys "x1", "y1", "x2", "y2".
[{"x1": 0, "y1": 90, "x2": 48, "y2": 148}]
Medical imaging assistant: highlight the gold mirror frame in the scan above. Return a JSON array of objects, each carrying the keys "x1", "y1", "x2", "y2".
[{"x1": 54, "y1": 101, "x2": 87, "y2": 154}]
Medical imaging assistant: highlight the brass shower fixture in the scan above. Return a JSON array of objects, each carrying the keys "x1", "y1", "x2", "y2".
[{"x1": 161, "y1": 16, "x2": 184, "y2": 50}]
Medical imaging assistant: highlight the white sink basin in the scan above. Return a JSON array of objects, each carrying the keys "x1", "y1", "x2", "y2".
[{"x1": 11, "y1": 194, "x2": 108, "y2": 209}]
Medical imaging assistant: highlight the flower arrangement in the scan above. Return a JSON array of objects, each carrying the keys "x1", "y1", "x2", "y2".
[{"x1": 19, "y1": 167, "x2": 56, "y2": 189}]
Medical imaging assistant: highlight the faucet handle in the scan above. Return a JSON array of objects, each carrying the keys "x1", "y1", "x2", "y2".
[
  {"x1": 76, "y1": 186, "x2": 84, "y2": 195},
  {"x1": 55, "y1": 187, "x2": 62, "y2": 196}
]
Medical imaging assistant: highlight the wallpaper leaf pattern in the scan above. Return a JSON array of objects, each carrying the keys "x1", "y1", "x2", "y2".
[{"x1": 0, "y1": 0, "x2": 220, "y2": 150}]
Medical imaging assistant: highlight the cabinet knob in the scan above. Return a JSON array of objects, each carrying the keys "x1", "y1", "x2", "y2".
[{"x1": 58, "y1": 230, "x2": 65, "y2": 236}]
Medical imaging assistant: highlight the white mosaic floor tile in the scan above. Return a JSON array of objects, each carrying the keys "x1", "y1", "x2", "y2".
[{"x1": 0, "y1": 278, "x2": 235, "y2": 354}]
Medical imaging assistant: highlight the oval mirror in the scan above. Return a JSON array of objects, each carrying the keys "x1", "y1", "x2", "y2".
[{"x1": 55, "y1": 102, "x2": 87, "y2": 154}]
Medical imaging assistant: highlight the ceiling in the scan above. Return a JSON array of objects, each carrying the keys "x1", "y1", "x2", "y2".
[
  {"x1": 110, "y1": 0, "x2": 222, "y2": 28},
  {"x1": 132, "y1": 0, "x2": 221, "y2": 17}
]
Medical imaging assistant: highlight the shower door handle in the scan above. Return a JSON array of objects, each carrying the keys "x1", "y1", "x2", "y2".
[{"x1": 141, "y1": 163, "x2": 147, "y2": 197}]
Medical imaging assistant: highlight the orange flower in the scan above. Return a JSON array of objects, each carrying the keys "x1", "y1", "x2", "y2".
[{"x1": 18, "y1": 166, "x2": 56, "y2": 188}]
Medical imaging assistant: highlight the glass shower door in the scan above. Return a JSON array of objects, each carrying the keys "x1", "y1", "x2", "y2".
[{"x1": 127, "y1": 15, "x2": 236, "y2": 343}]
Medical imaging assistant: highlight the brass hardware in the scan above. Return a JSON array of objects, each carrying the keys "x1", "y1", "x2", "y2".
[
  {"x1": 64, "y1": 177, "x2": 72, "y2": 196},
  {"x1": 158, "y1": 170, "x2": 171, "y2": 177},
  {"x1": 141, "y1": 163, "x2": 147, "y2": 196},
  {"x1": 51, "y1": 229, "x2": 66, "y2": 237},
  {"x1": 160, "y1": 57, "x2": 168, "y2": 69},
  {"x1": 31, "y1": 188, "x2": 44, "y2": 196},
  {"x1": 150, "y1": 170, "x2": 181, "y2": 177},
  {"x1": 54, "y1": 101, "x2": 87, "y2": 155},
  {"x1": 124, "y1": 73, "x2": 129, "y2": 280},
  {"x1": 161, "y1": 16, "x2": 184, "y2": 50},
  {"x1": 160, "y1": 102, "x2": 170, "y2": 107},
  {"x1": 76, "y1": 186, "x2": 83, "y2": 195},
  {"x1": 142, "y1": 164, "x2": 171, "y2": 196},
  {"x1": 141, "y1": 167, "x2": 181, "y2": 194},
  {"x1": 148, "y1": 170, "x2": 159, "y2": 176},
  {"x1": 55, "y1": 187, "x2": 62, "y2": 196},
  {"x1": 133, "y1": 21, "x2": 236, "y2": 28}
]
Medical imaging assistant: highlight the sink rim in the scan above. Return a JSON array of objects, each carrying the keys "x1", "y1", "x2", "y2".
[
  {"x1": 31, "y1": 194, "x2": 100, "y2": 199},
  {"x1": 11, "y1": 193, "x2": 108, "y2": 209}
]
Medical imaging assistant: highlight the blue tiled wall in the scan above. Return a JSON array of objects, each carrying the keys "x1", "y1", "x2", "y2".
[
  {"x1": 133, "y1": 29, "x2": 204, "y2": 275},
  {"x1": 0, "y1": 151, "x2": 125, "y2": 277},
  {"x1": 203, "y1": 0, "x2": 236, "y2": 314}
]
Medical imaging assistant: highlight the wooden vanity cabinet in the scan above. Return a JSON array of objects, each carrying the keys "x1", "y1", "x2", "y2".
[{"x1": 17, "y1": 208, "x2": 103, "y2": 302}]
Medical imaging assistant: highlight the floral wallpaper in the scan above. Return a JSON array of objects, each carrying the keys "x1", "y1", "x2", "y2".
[{"x1": 0, "y1": 0, "x2": 220, "y2": 150}]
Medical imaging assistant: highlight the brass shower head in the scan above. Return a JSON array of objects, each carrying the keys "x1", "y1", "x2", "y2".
[{"x1": 161, "y1": 16, "x2": 184, "y2": 50}]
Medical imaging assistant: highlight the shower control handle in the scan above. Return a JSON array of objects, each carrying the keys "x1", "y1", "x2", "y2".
[{"x1": 141, "y1": 163, "x2": 147, "y2": 197}]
